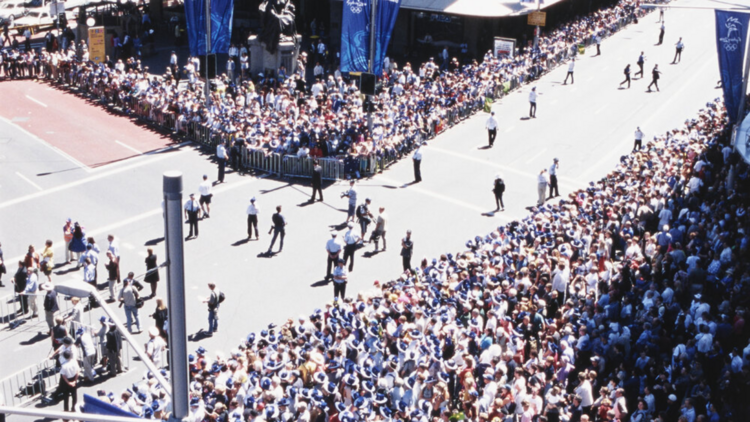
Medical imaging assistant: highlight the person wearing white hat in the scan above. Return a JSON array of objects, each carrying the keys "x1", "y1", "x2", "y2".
[{"x1": 246, "y1": 197, "x2": 260, "y2": 240}]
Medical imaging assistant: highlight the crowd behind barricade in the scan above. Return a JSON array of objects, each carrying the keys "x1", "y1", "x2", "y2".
[
  {"x1": 69, "y1": 98, "x2": 750, "y2": 422},
  {"x1": 0, "y1": 0, "x2": 644, "y2": 177}
]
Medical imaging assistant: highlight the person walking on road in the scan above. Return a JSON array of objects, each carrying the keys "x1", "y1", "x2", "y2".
[
  {"x1": 356, "y1": 198, "x2": 374, "y2": 238},
  {"x1": 400, "y1": 230, "x2": 414, "y2": 273},
  {"x1": 246, "y1": 197, "x2": 260, "y2": 240},
  {"x1": 672, "y1": 37, "x2": 684, "y2": 64},
  {"x1": 310, "y1": 160, "x2": 324, "y2": 202},
  {"x1": 493, "y1": 175, "x2": 506, "y2": 212},
  {"x1": 548, "y1": 158, "x2": 560, "y2": 199},
  {"x1": 184, "y1": 193, "x2": 202, "y2": 239},
  {"x1": 341, "y1": 180, "x2": 358, "y2": 222},
  {"x1": 647, "y1": 65, "x2": 661, "y2": 92},
  {"x1": 325, "y1": 233, "x2": 343, "y2": 280},
  {"x1": 620, "y1": 64, "x2": 631, "y2": 88},
  {"x1": 635, "y1": 52, "x2": 645, "y2": 78},
  {"x1": 267, "y1": 206, "x2": 286, "y2": 254},
  {"x1": 529, "y1": 87, "x2": 537, "y2": 118},
  {"x1": 369, "y1": 207, "x2": 388, "y2": 251},
  {"x1": 537, "y1": 169, "x2": 549, "y2": 206},
  {"x1": 342, "y1": 222, "x2": 361, "y2": 272},
  {"x1": 657, "y1": 22, "x2": 665, "y2": 45},
  {"x1": 634, "y1": 127, "x2": 644, "y2": 151},
  {"x1": 563, "y1": 58, "x2": 575, "y2": 84},
  {"x1": 332, "y1": 259, "x2": 348, "y2": 300},
  {"x1": 202, "y1": 283, "x2": 222, "y2": 334},
  {"x1": 413, "y1": 142, "x2": 425, "y2": 182},
  {"x1": 198, "y1": 175, "x2": 213, "y2": 218},
  {"x1": 485, "y1": 112, "x2": 498, "y2": 147},
  {"x1": 216, "y1": 142, "x2": 228, "y2": 183}
]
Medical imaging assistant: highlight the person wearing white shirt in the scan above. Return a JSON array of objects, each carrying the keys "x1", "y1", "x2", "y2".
[
  {"x1": 548, "y1": 158, "x2": 560, "y2": 198},
  {"x1": 634, "y1": 127, "x2": 644, "y2": 151},
  {"x1": 537, "y1": 168, "x2": 549, "y2": 206},
  {"x1": 58, "y1": 349, "x2": 80, "y2": 412},
  {"x1": 325, "y1": 233, "x2": 343, "y2": 280},
  {"x1": 246, "y1": 197, "x2": 259, "y2": 240},
  {"x1": 575, "y1": 374, "x2": 594, "y2": 413},
  {"x1": 529, "y1": 87, "x2": 537, "y2": 118},
  {"x1": 184, "y1": 193, "x2": 202, "y2": 239},
  {"x1": 24, "y1": 267, "x2": 39, "y2": 317},
  {"x1": 216, "y1": 142, "x2": 228, "y2": 183},
  {"x1": 413, "y1": 142, "x2": 425, "y2": 182},
  {"x1": 673, "y1": 37, "x2": 684, "y2": 64},
  {"x1": 485, "y1": 111, "x2": 498, "y2": 147},
  {"x1": 198, "y1": 175, "x2": 213, "y2": 217},
  {"x1": 563, "y1": 57, "x2": 575, "y2": 84},
  {"x1": 146, "y1": 327, "x2": 167, "y2": 369},
  {"x1": 688, "y1": 175, "x2": 703, "y2": 194}
]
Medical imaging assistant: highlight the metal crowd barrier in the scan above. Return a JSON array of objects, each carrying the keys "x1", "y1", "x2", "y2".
[{"x1": 0, "y1": 359, "x2": 58, "y2": 408}]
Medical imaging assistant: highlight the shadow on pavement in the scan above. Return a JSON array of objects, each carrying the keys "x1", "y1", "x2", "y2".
[
  {"x1": 19, "y1": 332, "x2": 48, "y2": 346},
  {"x1": 310, "y1": 279, "x2": 331, "y2": 288},
  {"x1": 232, "y1": 238, "x2": 250, "y2": 247},
  {"x1": 145, "y1": 237, "x2": 165, "y2": 246}
]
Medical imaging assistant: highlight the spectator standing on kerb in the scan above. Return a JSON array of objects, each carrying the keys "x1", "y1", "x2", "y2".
[
  {"x1": 14, "y1": 261, "x2": 28, "y2": 315},
  {"x1": 118, "y1": 278, "x2": 141, "y2": 334},
  {"x1": 537, "y1": 169, "x2": 549, "y2": 206},
  {"x1": 529, "y1": 87, "x2": 537, "y2": 118},
  {"x1": 202, "y1": 283, "x2": 222, "y2": 335},
  {"x1": 246, "y1": 197, "x2": 260, "y2": 240},
  {"x1": 672, "y1": 37, "x2": 684, "y2": 64},
  {"x1": 413, "y1": 142, "x2": 424, "y2": 182},
  {"x1": 105, "y1": 322, "x2": 122, "y2": 376},
  {"x1": 563, "y1": 58, "x2": 575, "y2": 84},
  {"x1": 266, "y1": 206, "x2": 286, "y2": 254},
  {"x1": 493, "y1": 175, "x2": 506, "y2": 212},
  {"x1": 42, "y1": 281, "x2": 58, "y2": 335},
  {"x1": 634, "y1": 127, "x2": 644, "y2": 151},
  {"x1": 594, "y1": 33, "x2": 602, "y2": 56},
  {"x1": 485, "y1": 111, "x2": 498, "y2": 148},
  {"x1": 325, "y1": 233, "x2": 343, "y2": 280},
  {"x1": 184, "y1": 193, "x2": 202, "y2": 239},
  {"x1": 341, "y1": 180, "x2": 358, "y2": 223},
  {"x1": 198, "y1": 175, "x2": 213, "y2": 218},
  {"x1": 400, "y1": 230, "x2": 414, "y2": 273},
  {"x1": 216, "y1": 142, "x2": 228, "y2": 183},
  {"x1": 548, "y1": 158, "x2": 560, "y2": 199},
  {"x1": 24, "y1": 266, "x2": 39, "y2": 318}
]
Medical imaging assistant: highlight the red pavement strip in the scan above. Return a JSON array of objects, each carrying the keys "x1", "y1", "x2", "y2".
[{"x1": 0, "y1": 80, "x2": 175, "y2": 168}]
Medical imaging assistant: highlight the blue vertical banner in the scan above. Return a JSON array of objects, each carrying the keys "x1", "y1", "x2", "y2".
[
  {"x1": 341, "y1": 0, "x2": 372, "y2": 73},
  {"x1": 715, "y1": 10, "x2": 750, "y2": 124},
  {"x1": 184, "y1": 0, "x2": 234, "y2": 56},
  {"x1": 373, "y1": 0, "x2": 401, "y2": 76}
]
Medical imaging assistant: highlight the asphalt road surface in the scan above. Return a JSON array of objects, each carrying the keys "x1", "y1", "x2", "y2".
[{"x1": 0, "y1": 0, "x2": 725, "y2": 417}]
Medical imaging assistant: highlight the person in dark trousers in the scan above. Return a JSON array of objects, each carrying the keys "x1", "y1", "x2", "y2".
[
  {"x1": 548, "y1": 158, "x2": 560, "y2": 199},
  {"x1": 183, "y1": 193, "x2": 202, "y2": 239},
  {"x1": 43, "y1": 285, "x2": 59, "y2": 335},
  {"x1": 620, "y1": 64, "x2": 631, "y2": 88},
  {"x1": 412, "y1": 142, "x2": 424, "y2": 182},
  {"x1": 267, "y1": 206, "x2": 286, "y2": 254},
  {"x1": 332, "y1": 259, "x2": 348, "y2": 299},
  {"x1": 529, "y1": 87, "x2": 537, "y2": 118},
  {"x1": 325, "y1": 233, "x2": 343, "y2": 280},
  {"x1": 485, "y1": 112, "x2": 498, "y2": 147},
  {"x1": 634, "y1": 127, "x2": 644, "y2": 151},
  {"x1": 647, "y1": 65, "x2": 661, "y2": 92},
  {"x1": 0, "y1": 242, "x2": 6, "y2": 287},
  {"x1": 635, "y1": 52, "x2": 645, "y2": 78},
  {"x1": 657, "y1": 22, "x2": 665, "y2": 45},
  {"x1": 342, "y1": 222, "x2": 361, "y2": 272},
  {"x1": 216, "y1": 142, "x2": 228, "y2": 183},
  {"x1": 672, "y1": 37, "x2": 684, "y2": 64},
  {"x1": 400, "y1": 230, "x2": 414, "y2": 273},
  {"x1": 594, "y1": 34, "x2": 601, "y2": 56},
  {"x1": 13, "y1": 261, "x2": 28, "y2": 314},
  {"x1": 105, "y1": 323, "x2": 122, "y2": 376},
  {"x1": 310, "y1": 160, "x2": 323, "y2": 202},
  {"x1": 563, "y1": 58, "x2": 575, "y2": 84},
  {"x1": 246, "y1": 197, "x2": 259, "y2": 240},
  {"x1": 493, "y1": 175, "x2": 506, "y2": 211},
  {"x1": 58, "y1": 349, "x2": 79, "y2": 412}
]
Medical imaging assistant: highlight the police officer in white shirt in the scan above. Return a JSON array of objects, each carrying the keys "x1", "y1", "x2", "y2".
[
  {"x1": 529, "y1": 87, "x2": 537, "y2": 118},
  {"x1": 216, "y1": 142, "x2": 228, "y2": 183},
  {"x1": 634, "y1": 127, "x2": 644, "y2": 151},
  {"x1": 673, "y1": 37, "x2": 684, "y2": 64},
  {"x1": 548, "y1": 158, "x2": 560, "y2": 199},
  {"x1": 563, "y1": 58, "x2": 575, "y2": 84},
  {"x1": 342, "y1": 222, "x2": 362, "y2": 272},
  {"x1": 184, "y1": 193, "x2": 202, "y2": 239},
  {"x1": 485, "y1": 112, "x2": 498, "y2": 147},
  {"x1": 246, "y1": 197, "x2": 260, "y2": 240},
  {"x1": 198, "y1": 175, "x2": 213, "y2": 217},
  {"x1": 325, "y1": 233, "x2": 343, "y2": 280},
  {"x1": 413, "y1": 142, "x2": 425, "y2": 182}
]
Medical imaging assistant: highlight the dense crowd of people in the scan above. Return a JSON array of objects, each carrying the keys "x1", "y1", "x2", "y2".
[
  {"x1": 0, "y1": 0, "x2": 641, "y2": 168},
  {"x1": 77, "y1": 96, "x2": 750, "y2": 422}
]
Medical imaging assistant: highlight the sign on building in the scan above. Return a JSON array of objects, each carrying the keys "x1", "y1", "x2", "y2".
[
  {"x1": 528, "y1": 11, "x2": 546, "y2": 26},
  {"x1": 493, "y1": 37, "x2": 516, "y2": 58}
]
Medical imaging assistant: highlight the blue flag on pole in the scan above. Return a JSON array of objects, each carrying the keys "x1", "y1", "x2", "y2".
[
  {"x1": 715, "y1": 10, "x2": 750, "y2": 124},
  {"x1": 373, "y1": 0, "x2": 401, "y2": 76},
  {"x1": 341, "y1": 0, "x2": 372, "y2": 73},
  {"x1": 184, "y1": 0, "x2": 234, "y2": 56}
]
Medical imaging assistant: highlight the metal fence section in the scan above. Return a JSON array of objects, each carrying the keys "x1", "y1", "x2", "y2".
[{"x1": 0, "y1": 359, "x2": 58, "y2": 408}]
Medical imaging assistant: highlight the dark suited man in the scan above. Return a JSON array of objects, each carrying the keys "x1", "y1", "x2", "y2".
[
  {"x1": 635, "y1": 52, "x2": 645, "y2": 78},
  {"x1": 647, "y1": 65, "x2": 661, "y2": 92},
  {"x1": 183, "y1": 193, "x2": 202, "y2": 239},
  {"x1": 267, "y1": 206, "x2": 287, "y2": 254},
  {"x1": 310, "y1": 159, "x2": 323, "y2": 202},
  {"x1": 13, "y1": 261, "x2": 28, "y2": 314}
]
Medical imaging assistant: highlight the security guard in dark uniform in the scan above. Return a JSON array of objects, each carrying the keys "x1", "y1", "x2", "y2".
[{"x1": 310, "y1": 159, "x2": 323, "y2": 202}]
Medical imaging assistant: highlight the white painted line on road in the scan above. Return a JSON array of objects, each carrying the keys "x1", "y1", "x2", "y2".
[
  {"x1": 524, "y1": 148, "x2": 547, "y2": 164},
  {"x1": 378, "y1": 175, "x2": 510, "y2": 220},
  {"x1": 504, "y1": 125, "x2": 515, "y2": 133},
  {"x1": 0, "y1": 116, "x2": 91, "y2": 174},
  {"x1": 550, "y1": 100, "x2": 559, "y2": 105},
  {"x1": 115, "y1": 140, "x2": 143, "y2": 155},
  {"x1": 0, "y1": 145, "x2": 189, "y2": 211},
  {"x1": 3, "y1": 174, "x2": 270, "y2": 266},
  {"x1": 25, "y1": 95, "x2": 48, "y2": 108},
  {"x1": 15, "y1": 172, "x2": 42, "y2": 191},
  {"x1": 594, "y1": 104, "x2": 609, "y2": 115}
]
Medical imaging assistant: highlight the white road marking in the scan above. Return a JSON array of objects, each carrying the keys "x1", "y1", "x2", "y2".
[
  {"x1": 122, "y1": 242, "x2": 135, "y2": 250},
  {"x1": 115, "y1": 140, "x2": 143, "y2": 155},
  {"x1": 594, "y1": 104, "x2": 609, "y2": 115},
  {"x1": 0, "y1": 116, "x2": 91, "y2": 173},
  {"x1": 25, "y1": 95, "x2": 48, "y2": 108},
  {"x1": 4, "y1": 174, "x2": 270, "y2": 265},
  {"x1": 550, "y1": 100, "x2": 559, "y2": 105},
  {"x1": 15, "y1": 172, "x2": 42, "y2": 191},
  {"x1": 0, "y1": 146, "x2": 189, "y2": 211},
  {"x1": 377, "y1": 175, "x2": 510, "y2": 220},
  {"x1": 504, "y1": 125, "x2": 515, "y2": 133},
  {"x1": 524, "y1": 148, "x2": 548, "y2": 164}
]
